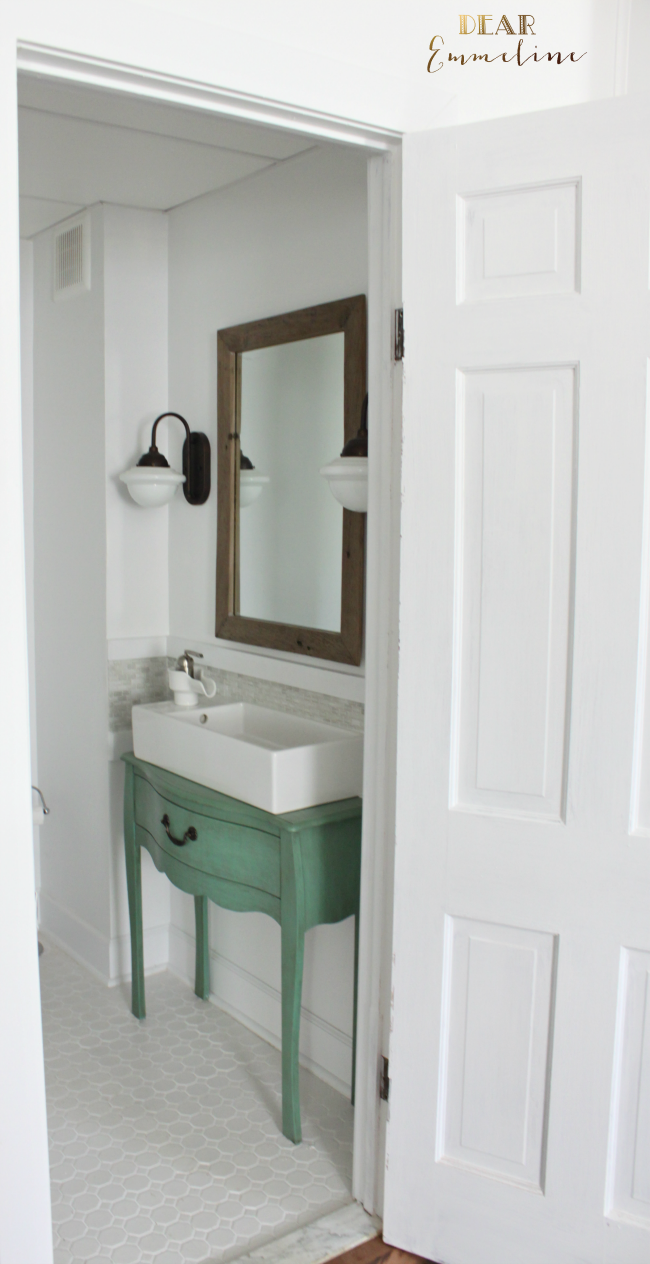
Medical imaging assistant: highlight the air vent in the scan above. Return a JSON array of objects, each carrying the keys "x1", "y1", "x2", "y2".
[{"x1": 53, "y1": 214, "x2": 90, "y2": 300}]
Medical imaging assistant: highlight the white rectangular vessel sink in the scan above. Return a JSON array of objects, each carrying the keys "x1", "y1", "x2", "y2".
[{"x1": 131, "y1": 700, "x2": 363, "y2": 814}]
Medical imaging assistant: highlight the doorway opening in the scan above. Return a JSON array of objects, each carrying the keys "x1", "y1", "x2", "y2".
[{"x1": 18, "y1": 62, "x2": 399, "y2": 1264}]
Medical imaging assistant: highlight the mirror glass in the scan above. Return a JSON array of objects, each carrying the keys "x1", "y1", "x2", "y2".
[{"x1": 238, "y1": 333, "x2": 344, "y2": 631}]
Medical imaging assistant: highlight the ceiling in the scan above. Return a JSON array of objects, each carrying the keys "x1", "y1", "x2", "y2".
[{"x1": 17, "y1": 76, "x2": 315, "y2": 238}]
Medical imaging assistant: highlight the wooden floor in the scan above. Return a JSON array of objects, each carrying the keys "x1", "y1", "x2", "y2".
[{"x1": 329, "y1": 1234, "x2": 434, "y2": 1264}]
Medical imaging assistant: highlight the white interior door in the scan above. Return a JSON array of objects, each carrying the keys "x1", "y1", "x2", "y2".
[{"x1": 385, "y1": 95, "x2": 650, "y2": 1264}]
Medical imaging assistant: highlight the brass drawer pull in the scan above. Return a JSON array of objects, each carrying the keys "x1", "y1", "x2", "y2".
[{"x1": 161, "y1": 814, "x2": 197, "y2": 847}]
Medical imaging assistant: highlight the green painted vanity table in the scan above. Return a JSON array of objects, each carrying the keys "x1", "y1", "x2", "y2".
[{"x1": 122, "y1": 753, "x2": 362, "y2": 1143}]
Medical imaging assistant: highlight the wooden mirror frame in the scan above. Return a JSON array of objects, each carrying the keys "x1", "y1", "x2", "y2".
[{"x1": 216, "y1": 294, "x2": 366, "y2": 665}]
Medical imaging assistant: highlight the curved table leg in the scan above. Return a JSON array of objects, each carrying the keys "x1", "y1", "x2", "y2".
[
  {"x1": 281, "y1": 831, "x2": 305, "y2": 1144},
  {"x1": 351, "y1": 910, "x2": 359, "y2": 1106},
  {"x1": 124, "y1": 764, "x2": 145, "y2": 1019},
  {"x1": 281, "y1": 914, "x2": 304, "y2": 1144},
  {"x1": 194, "y1": 896, "x2": 210, "y2": 1000}
]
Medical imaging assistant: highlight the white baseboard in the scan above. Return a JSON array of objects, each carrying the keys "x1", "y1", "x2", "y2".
[
  {"x1": 108, "y1": 924, "x2": 169, "y2": 984},
  {"x1": 39, "y1": 891, "x2": 169, "y2": 985},
  {"x1": 39, "y1": 892, "x2": 111, "y2": 981},
  {"x1": 168, "y1": 924, "x2": 352, "y2": 1097}
]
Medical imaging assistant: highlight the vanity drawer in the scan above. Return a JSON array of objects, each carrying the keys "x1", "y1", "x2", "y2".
[{"x1": 134, "y1": 776, "x2": 280, "y2": 896}]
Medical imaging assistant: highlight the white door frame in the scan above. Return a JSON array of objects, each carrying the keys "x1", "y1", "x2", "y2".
[
  {"x1": 10, "y1": 38, "x2": 403, "y2": 1222},
  {"x1": 16, "y1": 41, "x2": 401, "y2": 151}
]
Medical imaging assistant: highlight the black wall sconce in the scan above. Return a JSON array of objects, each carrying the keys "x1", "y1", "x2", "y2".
[{"x1": 120, "y1": 413, "x2": 211, "y2": 507}]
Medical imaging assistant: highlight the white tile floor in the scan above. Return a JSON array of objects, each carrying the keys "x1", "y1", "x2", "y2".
[{"x1": 41, "y1": 947, "x2": 354, "y2": 1264}]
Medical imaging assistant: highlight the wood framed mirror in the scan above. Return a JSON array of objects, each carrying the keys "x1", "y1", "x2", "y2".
[{"x1": 216, "y1": 295, "x2": 366, "y2": 665}]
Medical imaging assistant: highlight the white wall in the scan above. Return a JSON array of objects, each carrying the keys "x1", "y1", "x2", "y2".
[
  {"x1": 166, "y1": 144, "x2": 368, "y2": 1090},
  {"x1": 167, "y1": 145, "x2": 368, "y2": 644},
  {"x1": 33, "y1": 205, "x2": 112, "y2": 962},
  {"x1": 10, "y1": 0, "x2": 634, "y2": 139},
  {"x1": 10, "y1": 219, "x2": 53, "y2": 1263},
  {"x1": 32, "y1": 203, "x2": 171, "y2": 980},
  {"x1": 627, "y1": 0, "x2": 650, "y2": 93},
  {"x1": 103, "y1": 205, "x2": 172, "y2": 978},
  {"x1": 104, "y1": 205, "x2": 169, "y2": 642},
  {"x1": 20, "y1": 239, "x2": 40, "y2": 888}
]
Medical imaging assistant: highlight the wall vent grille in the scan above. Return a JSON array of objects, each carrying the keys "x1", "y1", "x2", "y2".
[{"x1": 53, "y1": 215, "x2": 90, "y2": 300}]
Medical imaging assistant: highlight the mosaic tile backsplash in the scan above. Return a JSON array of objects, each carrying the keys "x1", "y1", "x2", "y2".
[
  {"x1": 108, "y1": 657, "x2": 364, "y2": 735},
  {"x1": 197, "y1": 666, "x2": 364, "y2": 734}
]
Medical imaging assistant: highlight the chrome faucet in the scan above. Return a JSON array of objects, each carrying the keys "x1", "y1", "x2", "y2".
[{"x1": 174, "y1": 650, "x2": 203, "y2": 679}]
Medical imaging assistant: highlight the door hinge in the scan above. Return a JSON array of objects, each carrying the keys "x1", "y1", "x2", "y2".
[
  {"x1": 394, "y1": 308, "x2": 404, "y2": 361},
  {"x1": 379, "y1": 1055, "x2": 390, "y2": 1101}
]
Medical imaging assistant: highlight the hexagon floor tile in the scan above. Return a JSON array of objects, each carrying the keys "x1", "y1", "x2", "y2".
[{"x1": 40, "y1": 947, "x2": 354, "y2": 1264}]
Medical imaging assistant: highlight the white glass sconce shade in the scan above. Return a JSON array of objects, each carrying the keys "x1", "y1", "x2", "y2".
[
  {"x1": 320, "y1": 393, "x2": 368, "y2": 513},
  {"x1": 121, "y1": 412, "x2": 210, "y2": 507},
  {"x1": 120, "y1": 466, "x2": 185, "y2": 507},
  {"x1": 239, "y1": 469, "x2": 270, "y2": 508},
  {"x1": 238, "y1": 449, "x2": 269, "y2": 509},
  {"x1": 319, "y1": 456, "x2": 368, "y2": 513}
]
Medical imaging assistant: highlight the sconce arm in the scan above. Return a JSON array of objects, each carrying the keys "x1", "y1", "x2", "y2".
[
  {"x1": 150, "y1": 413, "x2": 191, "y2": 448},
  {"x1": 133, "y1": 412, "x2": 211, "y2": 506}
]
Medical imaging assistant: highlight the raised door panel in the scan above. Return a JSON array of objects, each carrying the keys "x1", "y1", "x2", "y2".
[
  {"x1": 437, "y1": 916, "x2": 557, "y2": 1192},
  {"x1": 451, "y1": 365, "x2": 577, "y2": 820},
  {"x1": 458, "y1": 181, "x2": 580, "y2": 303},
  {"x1": 607, "y1": 948, "x2": 650, "y2": 1226}
]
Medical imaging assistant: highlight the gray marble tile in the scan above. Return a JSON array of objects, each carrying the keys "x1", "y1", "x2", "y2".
[
  {"x1": 109, "y1": 656, "x2": 364, "y2": 740},
  {"x1": 195, "y1": 665, "x2": 364, "y2": 734},
  {"x1": 232, "y1": 1202, "x2": 380, "y2": 1264},
  {"x1": 108, "y1": 657, "x2": 170, "y2": 732}
]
